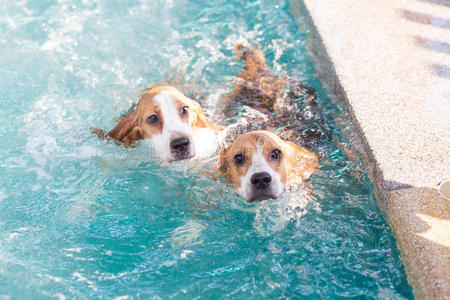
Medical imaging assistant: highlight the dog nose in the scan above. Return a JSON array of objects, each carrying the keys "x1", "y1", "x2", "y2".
[
  {"x1": 170, "y1": 137, "x2": 190, "y2": 153},
  {"x1": 251, "y1": 172, "x2": 272, "y2": 190}
]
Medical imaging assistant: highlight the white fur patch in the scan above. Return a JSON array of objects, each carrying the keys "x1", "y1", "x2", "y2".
[
  {"x1": 237, "y1": 145, "x2": 284, "y2": 200},
  {"x1": 192, "y1": 127, "x2": 218, "y2": 159},
  {"x1": 146, "y1": 92, "x2": 193, "y2": 161}
]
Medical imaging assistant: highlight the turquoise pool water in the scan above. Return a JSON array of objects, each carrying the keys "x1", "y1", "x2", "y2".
[{"x1": 0, "y1": 0, "x2": 414, "y2": 298}]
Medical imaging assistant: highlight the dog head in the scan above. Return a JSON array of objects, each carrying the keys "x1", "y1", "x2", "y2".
[
  {"x1": 219, "y1": 130, "x2": 318, "y2": 202},
  {"x1": 109, "y1": 86, "x2": 221, "y2": 162}
]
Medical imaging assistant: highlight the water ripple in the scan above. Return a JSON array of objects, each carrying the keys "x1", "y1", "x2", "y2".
[{"x1": 0, "y1": 0, "x2": 413, "y2": 298}]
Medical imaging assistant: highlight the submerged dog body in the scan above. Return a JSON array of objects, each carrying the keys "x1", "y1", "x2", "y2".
[
  {"x1": 219, "y1": 44, "x2": 325, "y2": 150},
  {"x1": 219, "y1": 130, "x2": 318, "y2": 202},
  {"x1": 92, "y1": 86, "x2": 222, "y2": 162}
]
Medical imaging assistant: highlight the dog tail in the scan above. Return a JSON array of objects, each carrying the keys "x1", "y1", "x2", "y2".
[{"x1": 234, "y1": 43, "x2": 270, "y2": 74}]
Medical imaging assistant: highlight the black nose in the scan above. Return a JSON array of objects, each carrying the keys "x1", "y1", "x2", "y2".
[
  {"x1": 251, "y1": 172, "x2": 272, "y2": 190},
  {"x1": 170, "y1": 137, "x2": 190, "y2": 153}
]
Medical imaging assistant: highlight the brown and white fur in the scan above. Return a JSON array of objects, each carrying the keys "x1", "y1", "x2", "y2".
[
  {"x1": 219, "y1": 130, "x2": 318, "y2": 202},
  {"x1": 91, "y1": 86, "x2": 223, "y2": 162},
  {"x1": 214, "y1": 44, "x2": 322, "y2": 202},
  {"x1": 92, "y1": 44, "x2": 322, "y2": 183}
]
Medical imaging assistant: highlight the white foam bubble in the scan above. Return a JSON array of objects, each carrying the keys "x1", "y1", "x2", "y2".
[
  {"x1": 71, "y1": 145, "x2": 103, "y2": 159},
  {"x1": 73, "y1": 272, "x2": 98, "y2": 292},
  {"x1": 252, "y1": 190, "x2": 313, "y2": 236},
  {"x1": 41, "y1": 3, "x2": 99, "y2": 53},
  {"x1": 0, "y1": 190, "x2": 6, "y2": 202},
  {"x1": 54, "y1": 293, "x2": 66, "y2": 300},
  {"x1": 180, "y1": 249, "x2": 194, "y2": 259},
  {"x1": 64, "y1": 248, "x2": 82, "y2": 253},
  {"x1": 170, "y1": 220, "x2": 205, "y2": 248},
  {"x1": 7, "y1": 232, "x2": 21, "y2": 241}
]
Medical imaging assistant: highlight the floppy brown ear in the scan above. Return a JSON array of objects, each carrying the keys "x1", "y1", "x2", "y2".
[
  {"x1": 108, "y1": 112, "x2": 143, "y2": 147},
  {"x1": 188, "y1": 99, "x2": 223, "y2": 131},
  {"x1": 283, "y1": 141, "x2": 318, "y2": 182},
  {"x1": 217, "y1": 146, "x2": 231, "y2": 178}
]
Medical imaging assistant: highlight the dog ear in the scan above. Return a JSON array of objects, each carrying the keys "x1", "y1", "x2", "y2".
[
  {"x1": 283, "y1": 140, "x2": 318, "y2": 182},
  {"x1": 108, "y1": 112, "x2": 143, "y2": 147},
  {"x1": 217, "y1": 145, "x2": 231, "y2": 178},
  {"x1": 187, "y1": 99, "x2": 223, "y2": 131}
]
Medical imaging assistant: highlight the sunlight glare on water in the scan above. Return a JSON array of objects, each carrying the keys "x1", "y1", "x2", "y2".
[{"x1": 0, "y1": 0, "x2": 413, "y2": 298}]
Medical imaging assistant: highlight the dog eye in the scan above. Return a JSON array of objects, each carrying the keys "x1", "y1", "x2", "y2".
[
  {"x1": 234, "y1": 154, "x2": 245, "y2": 166},
  {"x1": 180, "y1": 106, "x2": 189, "y2": 117},
  {"x1": 269, "y1": 149, "x2": 282, "y2": 161},
  {"x1": 147, "y1": 114, "x2": 159, "y2": 124}
]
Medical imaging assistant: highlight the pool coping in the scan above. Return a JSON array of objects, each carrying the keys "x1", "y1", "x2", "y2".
[{"x1": 289, "y1": 1, "x2": 450, "y2": 299}]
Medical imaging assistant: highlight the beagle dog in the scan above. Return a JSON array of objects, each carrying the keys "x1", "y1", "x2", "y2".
[
  {"x1": 212, "y1": 44, "x2": 323, "y2": 202},
  {"x1": 91, "y1": 86, "x2": 223, "y2": 162},
  {"x1": 219, "y1": 130, "x2": 318, "y2": 202},
  {"x1": 92, "y1": 44, "x2": 322, "y2": 172}
]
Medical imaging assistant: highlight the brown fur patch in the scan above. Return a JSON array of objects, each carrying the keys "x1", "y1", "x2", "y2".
[
  {"x1": 219, "y1": 131, "x2": 317, "y2": 191},
  {"x1": 92, "y1": 86, "x2": 222, "y2": 147}
]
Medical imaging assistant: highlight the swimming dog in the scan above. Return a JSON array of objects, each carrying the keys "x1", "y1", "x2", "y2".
[
  {"x1": 216, "y1": 44, "x2": 323, "y2": 202},
  {"x1": 218, "y1": 130, "x2": 318, "y2": 202},
  {"x1": 92, "y1": 44, "x2": 323, "y2": 172},
  {"x1": 91, "y1": 86, "x2": 223, "y2": 162}
]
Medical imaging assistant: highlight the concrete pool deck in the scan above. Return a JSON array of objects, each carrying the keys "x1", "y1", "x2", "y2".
[{"x1": 290, "y1": 0, "x2": 450, "y2": 299}]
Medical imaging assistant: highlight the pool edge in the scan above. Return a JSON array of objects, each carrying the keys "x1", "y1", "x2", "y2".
[{"x1": 289, "y1": 1, "x2": 450, "y2": 299}]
